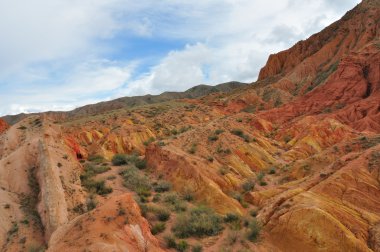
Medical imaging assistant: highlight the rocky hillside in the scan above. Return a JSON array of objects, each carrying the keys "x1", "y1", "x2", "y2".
[
  {"x1": 0, "y1": 1, "x2": 379, "y2": 252},
  {"x1": 1, "y1": 82, "x2": 247, "y2": 125}
]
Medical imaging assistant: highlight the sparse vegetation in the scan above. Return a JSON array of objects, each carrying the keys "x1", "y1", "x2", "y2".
[
  {"x1": 231, "y1": 129, "x2": 250, "y2": 142},
  {"x1": 7, "y1": 222, "x2": 19, "y2": 236},
  {"x1": 242, "y1": 180, "x2": 255, "y2": 192},
  {"x1": 88, "y1": 155, "x2": 105, "y2": 163},
  {"x1": 188, "y1": 144, "x2": 197, "y2": 154},
  {"x1": 19, "y1": 167, "x2": 43, "y2": 231},
  {"x1": 165, "y1": 236, "x2": 177, "y2": 249},
  {"x1": 268, "y1": 167, "x2": 276, "y2": 174},
  {"x1": 80, "y1": 163, "x2": 112, "y2": 195},
  {"x1": 120, "y1": 167, "x2": 152, "y2": 197},
  {"x1": 231, "y1": 129, "x2": 244, "y2": 137},
  {"x1": 283, "y1": 135, "x2": 292, "y2": 143},
  {"x1": 192, "y1": 244, "x2": 203, "y2": 252},
  {"x1": 214, "y1": 129, "x2": 224, "y2": 135},
  {"x1": 86, "y1": 194, "x2": 97, "y2": 211},
  {"x1": 257, "y1": 172, "x2": 267, "y2": 186},
  {"x1": 224, "y1": 213, "x2": 240, "y2": 223},
  {"x1": 208, "y1": 135, "x2": 218, "y2": 141},
  {"x1": 172, "y1": 206, "x2": 223, "y2": 238},
  {"x1": 247, "y1": 218, "x2": 261, "y2": 242},
  {"x1": 154, "y1": 181, "x2": 172, "y2": 193},
  {"x1": 135, "y1": 159, "x2": 147, "y2": 169},
  {"x1": 143, "y1": 137, "x2": 155, "y2": 146},
  {"x1": 163, "y1": 192, "x2": 187, "y2": 212},
  {"x1": 219, "y1": 166, "x2": 229, "y2": 175},
  {"x1": 112, "y1": 154, "x2": 128, "y2": 166},
  {"x1": 176, "y1": 240, "x2": 189, "y2": 252},
  {"x1": 155, "y1": 208, "x2": 171, "y2": 221},
  {"x1": 151, "y1": 222, "x2": 166, "y2": 235}
]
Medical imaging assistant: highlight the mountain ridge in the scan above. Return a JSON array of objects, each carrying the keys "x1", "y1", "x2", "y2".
[{"x1": 2, "y1": 81, "x2": 247, "y2": 125}]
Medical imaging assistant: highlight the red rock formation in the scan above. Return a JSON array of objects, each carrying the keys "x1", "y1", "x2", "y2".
[
  {"x1": 258, "y1": 0, "x2": 380, "y2": 95},
  {"x1": 48, "y1": 194, "x2": 164, "y2": 252},
  {"x1": 0, "y1": 119, "x2": 9, "y2": 134},
  {"x1": 260, "y1": 42, "x2": 380, "y2": 132}
]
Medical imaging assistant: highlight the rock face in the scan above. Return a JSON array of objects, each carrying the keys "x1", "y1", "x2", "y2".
[
  {"x1": 259, "y1": 42, "x2": 380, "y2": 133},
  {"x1": 48, "y1": 194, "x2": 164, "y2": 252},
  {"x1": 0, "y1": 119, "x2": 8, "y2": 134},
  {"x1": 0, "y1": 1, "x2": 379, "y2": 252}
]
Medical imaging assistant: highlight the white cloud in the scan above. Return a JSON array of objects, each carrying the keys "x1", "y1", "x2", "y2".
[
  {"x1": 0, "y1": 60, "x2": 135, "y2": 115},
  {"x1": 0, "y1": 0, "x2": 361, "y2": 116},
  {"x1": 122, "y1": 43, "x2": 211, "y2": 95}
]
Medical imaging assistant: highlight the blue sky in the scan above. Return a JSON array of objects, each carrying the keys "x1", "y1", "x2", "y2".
[{"x1": 0, "y1": 0, "x2": 360, "y2": 116}]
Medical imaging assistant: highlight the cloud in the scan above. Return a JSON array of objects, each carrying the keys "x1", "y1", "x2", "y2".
[
  {"x1": 0, "y1": 60, "x2": 135, "y2": 115},
  {"x1": 0, "y1": 0, "x2": 361, "y2": 116},
  {"x1": 122, "y1": 43, "x2": 211, "y2": 95}
]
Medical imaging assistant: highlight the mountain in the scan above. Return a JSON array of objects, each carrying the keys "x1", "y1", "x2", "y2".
[
  {"x1": 0, "y1": 1, "x2": 379, "y2": 252},
  {"x1": 1, "y1": 81, "x2": 247, "y2": 125}
]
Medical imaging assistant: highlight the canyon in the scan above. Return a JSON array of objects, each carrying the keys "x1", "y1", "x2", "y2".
[{"x1": 0, "y1": 0, "x2": 379, "y2": 251}]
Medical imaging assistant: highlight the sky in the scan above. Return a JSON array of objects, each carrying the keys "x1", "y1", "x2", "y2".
[{"x1": 0, "y1": 0, "x2": 361, "y2": 116}]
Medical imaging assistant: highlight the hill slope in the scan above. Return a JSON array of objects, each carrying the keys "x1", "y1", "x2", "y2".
[{"x1": 0, "y1": 1, "x2": 379, "y2": 252}]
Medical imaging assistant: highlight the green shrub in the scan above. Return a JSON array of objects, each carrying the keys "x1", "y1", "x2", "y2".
[
  {"x1": 188, "y1": 144, "x2": 197, "y2": 154},
  {"x1": 155, "y1": 208, "x2": 170, "y2": 222},
  {"x1": 247, "y1": 218, "x2": 261, "y2": 242},
  {"x1": 88, "y1": 155, "x2": 104, "y2": 163},
  {"x1": 257, "y1": 172, "x2": 265, "y2": 182},
  {"x1": 154, "y1": 181, "x2": 171, "y2": 192},
  {"x1": 138, "y1": 202, "x2": 148, "y2": 217},
  {"x1": 176, "y1": 240, "x2": 189, "y2": 252},
  {"x1": 208, "y1": 135, "x2": 218, "y2": 141},
  {"x1": 112, "y1": 154, "x2": 128, "y2": 166},
  {"x1": 151, "y1": 222, "x2": 166, "y2": 235},
  {"x1": 153, "y1": 194, "x2": 161, "y2": 202},
  {"x1": 20, "y1": 168, "x2": 43, "y2": 230},
  {"x1": 80, "y1": 164, "x2": 112, "y2": 195},
  {"x1": 163, "y1": 192, "x2": 187, "y2": 212},
  {"x1": 242, "y1": 180, "x2": 255, "y2": 192},
  {"x1": 165, "y1": 236, "x2": 177, "y2": 249},
  {"x1": 249, "y1": 210, "x2": 258, "y2": 217},
  {"x1": 214, "y1": 129, "x2": 224, "y2": 135},
  {"x1": 268, "y1": 167, "x2": 276, "y2": 174},
  {"x1": 143, "y1": 137, "x2": 155, "y2": 146},
  {"x1": 231, "y1": 129, "x2": 250, "y2": 142},
  {"x1": 86, "y1": 195, "x2": 97, "y2": 210},
  {"x1": 121, "y1": 167, "x2": 151, "y2": 195},
  {"x1": 27, "y1": 245, "x2": 46, "y2": 252},
  {"x1": 82, "y1": 179, "x2": 113, "y2": 195},
  {"x1": 231, "y1": 129, "x2": 244, "y2": 137},
  {"x1": 8, "y1": 223, "x2": 18, "y2": 236},
  {"x1": 81, "y1": 164, "x2": 110, "y2": 180},
  {"x1": 183, "y1": 193, "x2": 194, "y2": 202},
  {"x1": 192, "y1": 245, "x2": 203, "y2": 252},
  {"x1": 259, "y1": 181, "x2": 267, "y2": 186},
  {"x1": 172, "y1": 206, "x2": 223, "y2": 238},
  {"x1": 224, "y1": 213, "x2": 240, "y2": 223},
  {"x1": 283, "y1": 135, "x2": 292, "y2": 143},
  {"x1": 73, "y1": 204, "x2": 85, "y2": 214},
  {"x1": 135, "y1": 159, "x2": 147, "y2": 169},
  {"x1": 219, "y1": 166, "x2": 229, "y2": 175}
]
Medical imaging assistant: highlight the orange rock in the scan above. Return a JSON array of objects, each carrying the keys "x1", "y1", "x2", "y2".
[{"x1": 0, "y1": 119, "x2": 9, "y2": 134}]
